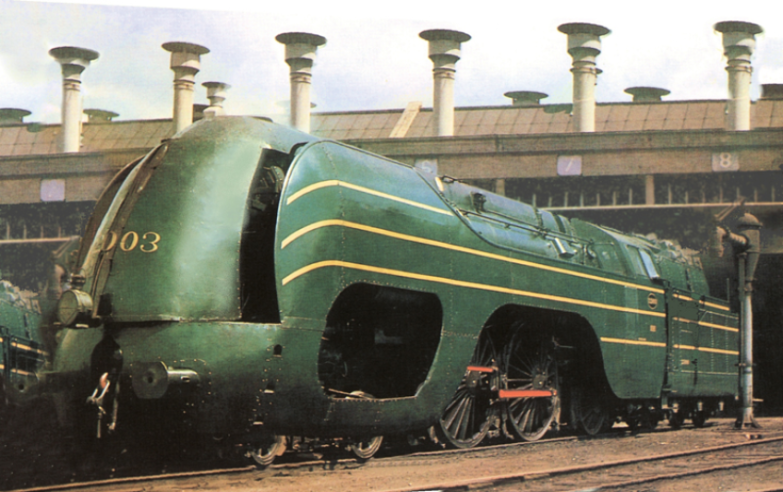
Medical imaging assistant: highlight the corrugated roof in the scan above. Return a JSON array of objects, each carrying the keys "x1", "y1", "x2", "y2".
[
  {"x1": 2, "y1": 99, "x2": 783, "y2": 157},
  {"x1": 0, "y1": 119, "x2": 173, "y2": 157},
  {"x1": 311, "y1": 99, "x2": 783, "y2": 139}
]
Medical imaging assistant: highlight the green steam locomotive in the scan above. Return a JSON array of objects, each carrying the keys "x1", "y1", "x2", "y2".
[{"x1": 49, "y1": 116, "x2": 739, "y2": 463}]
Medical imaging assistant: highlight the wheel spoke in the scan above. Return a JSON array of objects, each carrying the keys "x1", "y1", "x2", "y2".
[
  {"x1": 435, "y1": 334, "x2": 496, "y2": 449},
  {"x1": 502, "y1": 334, "x2": 559, "y2": 442}
]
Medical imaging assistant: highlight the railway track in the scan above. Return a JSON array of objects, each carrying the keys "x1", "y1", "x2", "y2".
[
  {"x1": 9, "y1": 423, "x2": 783, "y2": 492},
  {"x1": 383, "y1": 434, "x2": 783, "y2": 492}
]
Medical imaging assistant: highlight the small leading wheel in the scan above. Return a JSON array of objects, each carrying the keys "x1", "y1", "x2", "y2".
[
  {"x1": 435, "y1": 334, "x2": 497, "y2": 449},
  {"x1": 503, "y1": 335, "x2": 560, "y2": 442},
  {"x1": 249, "y1": 435, "x2": 286, "y2": 467},
  {"x1": 570, "y1": 386, "x2": 612, "y2": 436},
  {"x1": 345, "y1": 391, "x2": 384, "y2": 460},
  {"x1": 350, "y1": 435, "x2": 384, "y2": 460}
]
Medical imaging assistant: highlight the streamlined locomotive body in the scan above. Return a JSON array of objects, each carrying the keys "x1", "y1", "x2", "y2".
[{"x1": 49, "y1": 116, "x2": 740, "y2": 461}]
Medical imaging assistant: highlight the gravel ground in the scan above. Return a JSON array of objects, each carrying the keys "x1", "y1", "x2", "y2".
[{"x1": 2, "y1": 398, "x2": 782, "y2": 492}]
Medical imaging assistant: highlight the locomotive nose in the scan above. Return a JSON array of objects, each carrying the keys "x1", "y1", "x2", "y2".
[{"x1": 131, "y1": 361, "x2": 201, "y2": 399}]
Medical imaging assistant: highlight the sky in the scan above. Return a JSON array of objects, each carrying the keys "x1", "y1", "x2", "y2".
[{"x1": 1, "y1": 0, "x2": 782, "y2": 125}]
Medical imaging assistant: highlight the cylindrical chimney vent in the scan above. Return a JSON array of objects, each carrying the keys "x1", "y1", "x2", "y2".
[
  {"x1": 49, "y1": 46, "x2": 99, "y2": 152},
  {"x1": 162, "y1": 42, "x2": 210, "y2": 134},
  {"x1": 84, "y1": 109, "x2": 118, "y2": 123},
  {"x1": 419, "y1": 29, "x2": 471, "y2": 137},
  {"x1": 714, "y1": 21, "x2": 763, "y2": 131},
  {"x1": 761, "y1": 84, "x2": 783, "y2": 100},
  {"x1": 0, "y1": 108, "x2": 31, "y2": 126},
  {"x1": 504, "y1": 91, "x2": 548, "y2": 107},
  {"x1": 624, "y1": 87, "x2": 670, "y2": 103},
  {"x1": 557, "y1": 23, "x2": 610, "y2": 132},
  {"x1": 276, "y1": 32, "x2": 326, "y2": 134},
  {"x1": 202, "y1": 81, "x2": 231, "y2": 118}
]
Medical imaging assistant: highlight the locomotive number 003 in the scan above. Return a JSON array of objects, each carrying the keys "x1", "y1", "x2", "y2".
[{"x1": 104, "y1": 231, "x2": 161, "y2": 253}]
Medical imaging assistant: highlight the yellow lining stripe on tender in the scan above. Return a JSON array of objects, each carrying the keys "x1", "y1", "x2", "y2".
[
  {"x1": 673, "y1": 317, "x2": 739, "y2": 333},
  {"x1": 283, "y1": 260, "x2": 666, "y2": 318},
  {"x1": 286, "y1": 180, "x2": 452, "y2": 216},
  {"x1": 674, "y1": 344, "x2": 739, "y2": 356},
  {"x1": 673, "y1": 293, "x2": 731, "y2": 312},
  {"x1": 0, "y1": 364, "x2": 4, "y2": 370},
  {"x1": 10, "y1": 342, "x2": 47, "y2": 356},
  {"x1": 281, "y1": 219, "x2": 666, "y2": 295},
  {"x1": 600, "y1": 337, "x2": 666, "y2": 348},
  {"x1": 10, "y1": 368, "x2": 36, "y2": 377},
  {"x1": 681, "y1": 370, "x2": 736, "y2": 376}
]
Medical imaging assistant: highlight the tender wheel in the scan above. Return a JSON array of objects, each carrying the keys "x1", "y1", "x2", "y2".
[
  {"x1": 350, "y1": 435, "x2": 383, "y2": 460},
  {"x1": 249, "y1": 435, "x2": 286, "y2": 467},
  {"x1": 570, "y1": 386, "x2": 612, "y2": 436},
  {"x1": 691, "y1": 410, "x2": 707, "y2": 428},
  {"x1": 668, "y1": 409, "x2": 684, "y2": 429},
  {"x1": 435, "y1": 334, "x2": 496, "y2": 449},
  {"x1": 502, "y1": 335, "x2": 560, "y2": 442},
  {"x1": 625, "y1": 407, "x2": 656, "y2": 432}
]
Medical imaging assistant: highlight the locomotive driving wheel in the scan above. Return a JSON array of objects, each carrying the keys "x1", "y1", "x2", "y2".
[
  {"x1": 502, "y1": 334, "x2": 560, "y2": 442},
  {"x1": 435, "y1": 334, "x2": 497, "y2": 449}
]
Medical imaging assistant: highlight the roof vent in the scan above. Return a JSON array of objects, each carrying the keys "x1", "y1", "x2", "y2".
[
  {"x1": 276, "y1": 32, "x2": 327, "y2": 134},
  {"x1": 420, "y1": 29, "x2": 471, "y2": 137},
  {"x1": 761, "y1": 84, "x2": 783, "y2": 100},
  {"x1": 0, "y1": 108, "x2": 31, "y2": 126},
  {"x1": 504, "y1": 91, "x2": 548, "y2": 107},
  {"x1": 714, "y1": 21, "x2": 763, "y2": 131},
  {"x1": 624, "y1": 87, "x2": 670, "y2": 103},
  {"x1": 84, "y1": 109, "x2": 119, "y2": 123},
  {"x1": 557, "y1": 23, "x2": 611, "y2": 132},
  {"x1": 49, "y1": 46, "x2": 99, "y2": 152},
  {"x1": 162, "y1": 42, "x2": 210, "y2": 133}
]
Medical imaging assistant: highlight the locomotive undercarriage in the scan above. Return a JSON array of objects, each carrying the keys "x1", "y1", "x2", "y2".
[{"x1": 427, "y1": 305, "x2": 733, "y2": 452}]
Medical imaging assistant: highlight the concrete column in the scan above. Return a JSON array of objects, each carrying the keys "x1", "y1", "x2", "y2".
[
  {"x1": 162, "y1": 42, "x2": 210, "y2": 134},
  {"x1": 202, "y1": 82, "x2": 231, "y2": 118},
  {"x1": 495, "y1": 179, "x2": 506, "y2": 197},
  {"x1": 0, "y1": 108, "x2": 31, "y2": 125},
  {"x1": 504, "y1": 91, "x2": 548, "y2": 107},
  {"x1": 645, "y1": 175, "x2": 655, "y2": 205},
  {"x1": 558, "y1": 23, "x2": 610, "y2": 133},
  {"x1": 84, "y1": 109, "x2": 118, "y2": 123},
  {"x1": 276, "y1": 32, "x2": 326, "y2": 134},
  {"x1": 714, "y1": 21, "x2": 763, "y2": 131},
  {"x1": 625, "y1": 87, "x2": 670, "y2": 103},
  {"x1": 49, "y1": 46, "x2": 99, "y2": 153},
  {"x1": 419, "y1": 29, "x2": 471, "y2": 137}
]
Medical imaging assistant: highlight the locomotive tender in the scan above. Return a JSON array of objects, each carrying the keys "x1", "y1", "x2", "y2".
[
  {"x1": 50, "y1": 116, "x2": 740, "y2": 462},
  {"x1": 1, "y1": 276, "x2": 45, "y2": 412}
]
